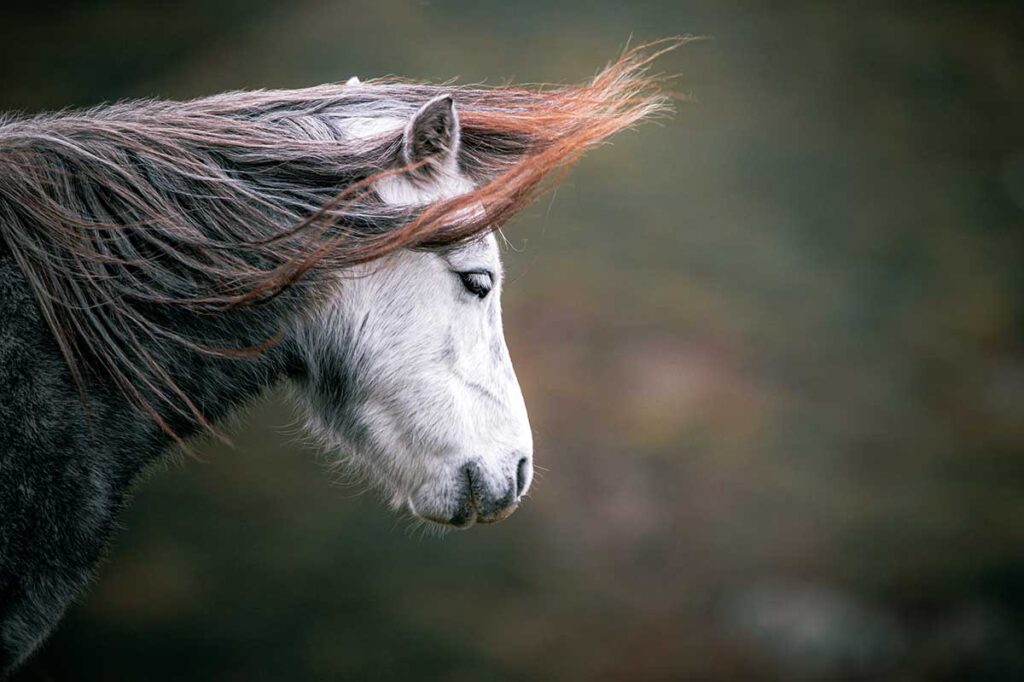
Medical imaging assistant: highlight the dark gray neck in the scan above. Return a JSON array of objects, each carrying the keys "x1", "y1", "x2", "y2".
[{"x1": 0, "y1": 248, "x2": 295, "y2": 672}]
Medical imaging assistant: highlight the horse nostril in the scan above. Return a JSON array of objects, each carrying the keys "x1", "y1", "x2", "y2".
[
  {"x1": 516, "y1": 456, "x2": 530, "y2": 497},
  {"x1": 461, "y1": 461, "x2": 480, "y2": 501}
]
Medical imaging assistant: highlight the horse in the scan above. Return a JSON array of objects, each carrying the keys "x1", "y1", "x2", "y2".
[{"x1": 0, "y1": 43, "x2": 675, "y2": 672}]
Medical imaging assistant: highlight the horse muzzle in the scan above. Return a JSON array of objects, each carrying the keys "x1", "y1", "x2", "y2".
[{"x1": 410, "y1": 456, "x2": 532, "y2": 528}]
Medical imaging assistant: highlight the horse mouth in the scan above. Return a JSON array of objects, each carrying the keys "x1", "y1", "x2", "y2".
[
  {"x1": 430, "y1": 510, "x2": 478, "y2": 529},
  {"x1": 407, "y1": 497, "x2": 520, "y2": 529}
]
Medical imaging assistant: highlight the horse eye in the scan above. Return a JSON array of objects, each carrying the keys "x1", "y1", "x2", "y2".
[{"x1": 457, "y1": 271, "x2": 493, "y2": 299}]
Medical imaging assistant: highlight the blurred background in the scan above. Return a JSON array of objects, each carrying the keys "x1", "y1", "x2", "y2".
[{"x1": 6, "y1": 1, "x2": 1024, "y2": 679}]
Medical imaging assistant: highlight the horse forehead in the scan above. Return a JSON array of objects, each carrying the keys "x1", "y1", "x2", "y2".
[
  {"x1": 375, "y1": 173, "x2": 474, "y2": 207},
  {"x1": 443, "y1": 233, "x2": 501, "y2": 270}
]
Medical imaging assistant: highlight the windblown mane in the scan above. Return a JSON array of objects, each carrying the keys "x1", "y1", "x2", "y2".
[{"x1": 0, "y1": 41, "x2": 680, "y2": 434}]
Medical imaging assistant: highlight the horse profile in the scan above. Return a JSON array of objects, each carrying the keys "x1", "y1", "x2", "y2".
[{"x1": 0, "y1": 43, "x2": 675, "y2": 671}]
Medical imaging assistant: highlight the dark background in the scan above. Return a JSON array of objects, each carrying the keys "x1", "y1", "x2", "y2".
[{"x1": 5, "y1": 1, "x2": 1024, "y2": 680}]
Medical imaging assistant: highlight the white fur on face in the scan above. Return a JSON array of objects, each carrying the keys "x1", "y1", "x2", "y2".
[
  {"x1": 294, "y1": 235, "x2": 531, "y2": 519},
  {"x1": 290, "y1": 113, "x2": 532, "y2": 525}
]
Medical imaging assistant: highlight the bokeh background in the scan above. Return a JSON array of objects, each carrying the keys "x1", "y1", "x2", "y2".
[{"x1": 6, "y1": 1, "x2": 1024, "y2": 680}]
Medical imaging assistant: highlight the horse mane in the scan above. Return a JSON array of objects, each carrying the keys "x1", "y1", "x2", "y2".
[{"x1": 0, "y1": 40, "x2": 681, "y2": 436}]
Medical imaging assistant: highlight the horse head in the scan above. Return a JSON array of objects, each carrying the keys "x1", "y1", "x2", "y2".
[{"x1": 291, "y1": 94, "x2": 533, "y2": 527}]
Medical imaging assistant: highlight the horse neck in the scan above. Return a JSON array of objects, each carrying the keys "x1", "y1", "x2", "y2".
[{"x1": 0, "y1": 246, "x2": 297, "y2": 478}]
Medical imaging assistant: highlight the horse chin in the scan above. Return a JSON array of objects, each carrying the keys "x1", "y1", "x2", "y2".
[
  {"x1": 410, "y1": 500, "x2": 520, "y2": 529},
  {"x1": 410, "y1": 505, "x2": 478, "y2": 530},
  {"x1": 405, "y1": 494, "x2": 477, "y2": 530}
]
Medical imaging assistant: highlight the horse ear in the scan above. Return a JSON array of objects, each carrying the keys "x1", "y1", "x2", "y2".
[{"x1": 402, "y1": 94, "x2": 461, "y2": 173}]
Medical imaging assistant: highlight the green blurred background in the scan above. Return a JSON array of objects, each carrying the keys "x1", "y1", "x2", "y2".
[{"x1": 6, "y1": 1, "x2": 1024, "y2": 679}]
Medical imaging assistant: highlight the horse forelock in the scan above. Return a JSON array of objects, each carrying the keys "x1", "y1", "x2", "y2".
[{"x1": 0, "y1": 39, "x2": 683, "y2": 435}]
